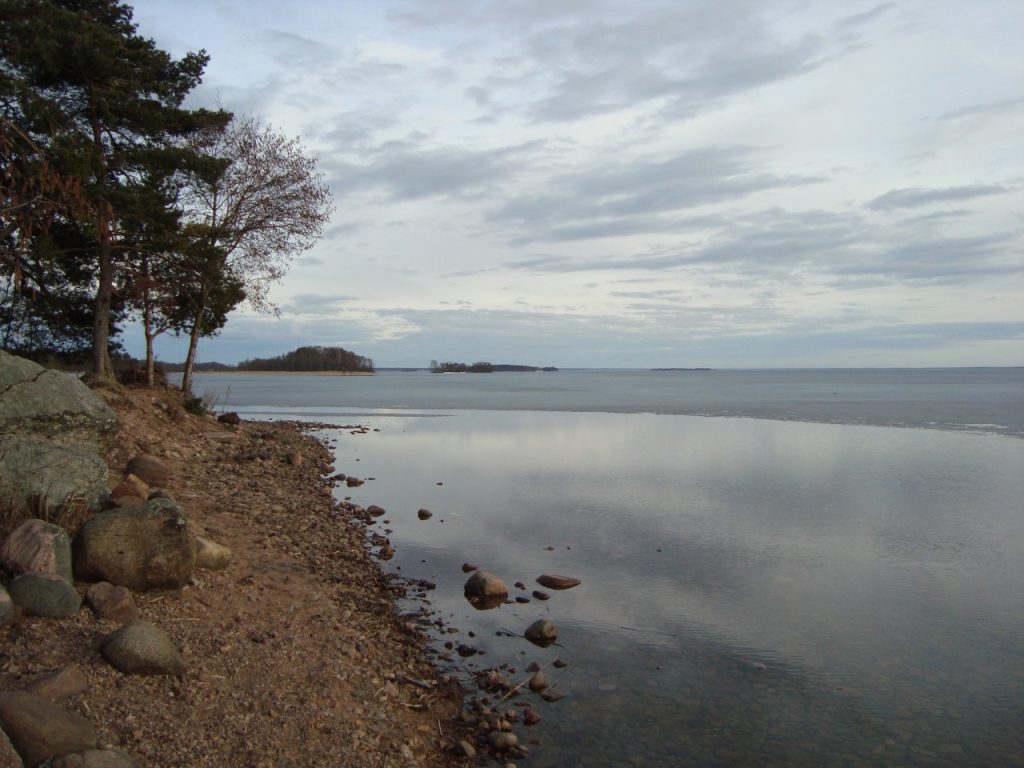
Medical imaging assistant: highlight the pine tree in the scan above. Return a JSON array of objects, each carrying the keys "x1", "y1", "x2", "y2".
[{"x1": 0, "y1": 0, "x2": 229, "y2": 378}]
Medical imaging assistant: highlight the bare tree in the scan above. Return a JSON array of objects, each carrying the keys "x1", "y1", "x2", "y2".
[{"x1": 177, "y1": 117, "x2": 334, "y2": 394}]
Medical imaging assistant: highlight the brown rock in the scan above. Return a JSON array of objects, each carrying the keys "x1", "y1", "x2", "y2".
[
  {"x1": 124, "y1": 453, "x2": 170, "y2": 487},
  {"x1": 536, "y1": 574, "x2": 581, "y2": 590},
  {"x1": 366, "y1": 505, "x2": 386, "y2": 517},
  {"x1": 532, "y1": 590, "x2": 550, "y2": 601},
  {"x1": 345, "y1": 477, "x2": 364, "y2": 488},
  {"x1": 463, "y1": 570, "x2": 508, "y2": 610},
  {"x1": 528, "y1": 671, "x2": 548, "y2": 692},
  {"x1": 523, "y1": 708, "x2": 542, "y2": 726},
  {"x1": 0, "y1": 519, "x2": 73, "y2": 581},
  {"x1": 26, "y1": 665, "x2": 88, "y2": 702},
  {"x1": 461, "y1": 563, "x2": 479, "y2": 573},
  {"x1": 524, "y1": 619, "x2": 558, "y2": 647},
  {"x1": 85, "y1": 582, "x2": 139, "y2": 623},
  {"x1": 287, "y1": 451, "x2": 303, "y2": 466},
  {"x1": 110, "y1": 475, "x2": 149, "y2": 500},
  {"x1": 417, "y1": 508, "x2": 433, "y2": 520},
  {"x1": 72, "y1": 499, "x2": 196, "y2": 592},
  {"x1": 217, "y1": 411, "x2": 241, "y2": 426},
  {"x1": 194, "y1": 536, "x2": 232, "y2": 571},
  {"x1": 0, "y1": 690, "x2": 98, "y2": 767},
  {"x1": 0, "y1": 729, "x2": 21, "y2": 768}
]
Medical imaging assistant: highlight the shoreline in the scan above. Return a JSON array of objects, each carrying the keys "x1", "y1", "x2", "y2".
[{"x1": 0, "y1": 385, "x2": 472, "y2": 767}]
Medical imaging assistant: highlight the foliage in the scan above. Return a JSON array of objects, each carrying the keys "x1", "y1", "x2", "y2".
[
  {"x1": 429, "y1": 360, "x2": 494, "y2": 373},
  {"x1": 175, "y1": 116, "x2": 334, "y2": 393},
  {"x1": 238, "y1": 346, "x2": 374, "y2": 373}
]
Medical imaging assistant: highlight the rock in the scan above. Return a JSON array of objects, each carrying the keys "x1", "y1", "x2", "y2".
[
  {"x1": 417, "y1": 508, "x2": 432, "y2": 520},
  {"x1": 0, "y1": 351, "x2": 117, "y2": 447},
  {"x1": 514, "y1": 596, "x2": 530, "y2": 604},
  {"x1": 84, "y1": 583, "x2": 138, "y2": 623},
  {"x1": 8, "y1": 573, "x2": 81, "y2": 618},
  {"x1": 26, "y1": 666, "x2": 88, "y2": 702},
  {"x1": 0, "y1": 438, "x2": 108, "y2": 520},
  {"x1": 464, "y1": 570, "x2": 508, "y2": 610},
  {"x1": 217, "y1": 411, "x2": 241, "y2": 426},
  {"x1": 42, "y1": 749, "x2": 143, "y2": 767},
  {"x1": 0, "y1": 519, "x2": 73, "y2": 581},
  {"x1": 524, "y1": 619, "x2": 558, "y2": 647},
  {"x1": 194, "y1": 536, "x2": 231, "y2": 571},
  {"x1": 286, "y1": 451, "x2": 302, "y2": 466},
  {"x1": 523, "y1": 708, "x2": 541, "y2": 726},
  {"x1": 514, "y1": 581, "x2": 526, "y2": 590},
  {"x1": 100, "y1": 620, "x2": 185, "y2": 676},
  {"x1": 488, "y1": 731, "x2": 518, "y2": 751},
  {"x1": 532, "y1": 590, "x2": 550, "y2": 601},
  {"x1": 536, "y1": 574, "x2": 581, "y2": 590},
  {"x1": 0, "y1": 584, "x2": 14, "y2": 626},
  {"x1": 0, "y1": 690, "x2": 98, "y2": 767},
  {"x1": 528, "y1": 671, "x2": 548, "y2": 692},
  {"x1": 123, "y1": 454, "x2": 169, "y2": 488},
  {"x1": 461, "y1": 563, "x2": 479, "y2": 573},
  {"x1": 454, "y1": 740, "x2": 476, "y2": 758},
  {"x1": 345, "y1": 477, "x2": 364, "y2": 488},
  {"x1": 72, "y1": 499, "x2": 195, "y2": 591},
  {"x1": 366, "y1": 506, "x2": 385, "y2": 517},
  {"x1": 0, "y1": 729, "x2": 21, "y2": 768},
  {"x1": 110, "y1": 474, "x2": 148, "y2": 499}
]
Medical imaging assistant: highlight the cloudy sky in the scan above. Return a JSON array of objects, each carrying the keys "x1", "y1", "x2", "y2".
[{"x1": 126, "y1": 0, "x2": 1023, "y2": 368}]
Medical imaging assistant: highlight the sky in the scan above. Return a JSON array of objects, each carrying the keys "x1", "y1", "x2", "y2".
[{"x1": 125, "y1": 0, "x2": 1023, "y2": 368}]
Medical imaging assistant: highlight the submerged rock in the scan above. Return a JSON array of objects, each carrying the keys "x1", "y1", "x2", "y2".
[
  {"x1": 524, "y1": 619, "x2": 558, "y2": 647},
  {"x1": 536, "y1": 574, "x2": 581, "y2": 590},
  {"x1": 464, "y1": 570, "x2": 508, "y2": 610}
]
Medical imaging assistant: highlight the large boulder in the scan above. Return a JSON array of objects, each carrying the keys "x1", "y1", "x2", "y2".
[
  {"x1": 0, "y1": 351, "x2": 117, "y2": 447},
  {"x1": 1, "y1": 519, "x2": 73, "y2": 581},
  {"x1": 100, "y1": 620, "x2": 185, "y2": 676},
  {"x1": 0, "y1": 690, "x2": 97, "y2": 767},
  {"x1": 7, "y1": 574, "x2": 81, "y2": 618},
  {"x1": 0, "y1": 729, "x2": 22, "y2": 768},
  {"x1": 72, "y1": 499, "x2": 195, "y2": 592},
  {"x1": 0, "y1": 438, "x2": 108, "y2": 520}
]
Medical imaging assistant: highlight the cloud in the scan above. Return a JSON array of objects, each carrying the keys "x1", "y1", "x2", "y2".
[
  {"x1": 866, "y1": 185, "x2": 1010, "y2": 211},
  {"x1": 937, "y1": 97, "x2": 1024, "y2": 122}
]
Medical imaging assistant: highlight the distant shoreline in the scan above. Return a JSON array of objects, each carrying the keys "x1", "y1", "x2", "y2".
[{"x1": 187, "y1": 370, "x2": 375, "y2": 376}]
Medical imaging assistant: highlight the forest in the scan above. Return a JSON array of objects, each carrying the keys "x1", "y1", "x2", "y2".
[
  {"x1": 237, "y1": 346, "x2": 374, "y2": 373},
  {"x1": 0, "y1": 0, "x2": 334, "y2": 393}
]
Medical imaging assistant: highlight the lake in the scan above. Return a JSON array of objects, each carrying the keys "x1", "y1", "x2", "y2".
[{"x1": 191, "y1": 369, "x2": 1024, "y2": 766}]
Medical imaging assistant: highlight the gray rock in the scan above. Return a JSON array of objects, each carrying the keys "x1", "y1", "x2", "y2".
[
  {"x1": 464, "y1": 570, "x2": 509, "y2": 610},
  {"x1": 100, "y1": 620, "x2": 185, "y2": 676},
  {"x1": 0, "y1": 728, "x2": 23, "y2": 768},
  {"x1": 84, "y1": 583, "x2": 138, "y2": 624},
  {"x1": 193, "y1": 536, "x2": 231, "y2": 571},
  {"x1": 40, "y1": 749, "x2": 142, "y2": 767},
  {"x1": 0, "y1": 351, "x2": 117, "y2": 447},
  {"x1": 72, "y1": 499, "x2": 196, "y2": 591},
  {"x1": 0, "y1": 437, "x2": 108, "y2": 520},
  {"x1": 524, "y1": 619, "x2": 558, "y2": 647},
  {"x1": 26, "y1": 666, "x2": 88, "y2": 702},
  {"x1": 1, "y1": 519, "x2": 73, "y2": 581},
  {"x1": 0, "y1": 690, "x2": 97, "y2": 767},
  {"x1": 0, "y1": 584, "x2": 14, "y2": 627},
  {"x1": 123, "y1": 454, "x2": 169, "y2": 488},
  {"x1": 8, "y1": 573, "x2": 81, "y2": 618}
]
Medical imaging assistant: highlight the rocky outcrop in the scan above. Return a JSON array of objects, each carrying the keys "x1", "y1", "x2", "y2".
[
  {"x1": 99, "y1": 621, "x2": 185, "y2": 677},
  {"x1": 0, "y1": 519, "x2": 73, "y2": 581},
  {"x1": 0, "y1": 350, "x2": 118, "y2": 533},
  {"x1": 0, "y1": 690, "x2": 98, "y2": 767},
  {"x1": 72, "y1": 499, "x2": 196, "y2": 591},
  {"x1": 0, "y1": 351, "x2": 117, "y2": 447}
]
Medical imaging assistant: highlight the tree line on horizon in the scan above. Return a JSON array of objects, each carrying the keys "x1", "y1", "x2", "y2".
[
  {"x1": 236, "y1": 346, "x2": 373, "y2": 373},
  {"x1": 1, "y1": 0, "x2": 334, "y2": 393}
]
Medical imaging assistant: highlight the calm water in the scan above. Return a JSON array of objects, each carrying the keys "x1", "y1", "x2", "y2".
[{"x1": 192, "y1": 370, "x2": 1024, "y2": 766}]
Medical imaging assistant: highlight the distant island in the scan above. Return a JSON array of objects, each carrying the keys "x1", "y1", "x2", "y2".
[
  {"x1": 429, "y1": 360, "x2": 558, "y2": 373},
  {"x1": 158, "y1": 346, "x2": 374, "y2": 374}
]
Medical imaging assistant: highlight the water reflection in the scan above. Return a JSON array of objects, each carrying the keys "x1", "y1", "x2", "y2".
[{"x1": 324, "y1": 411, "x2": 1024, "y2": 766}]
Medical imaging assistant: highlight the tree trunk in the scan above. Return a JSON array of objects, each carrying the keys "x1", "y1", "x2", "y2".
[
  {"x1": 92, "y1": 215, "x2": 114, "y2": 380},
  {"x1": 180, "y1": 297, "x2": 205, "y2": 396}
]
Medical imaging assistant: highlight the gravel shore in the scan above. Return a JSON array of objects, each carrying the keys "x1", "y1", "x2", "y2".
[{"x1": 0, "y1": 384, "x2": 474, "y2": 767}]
